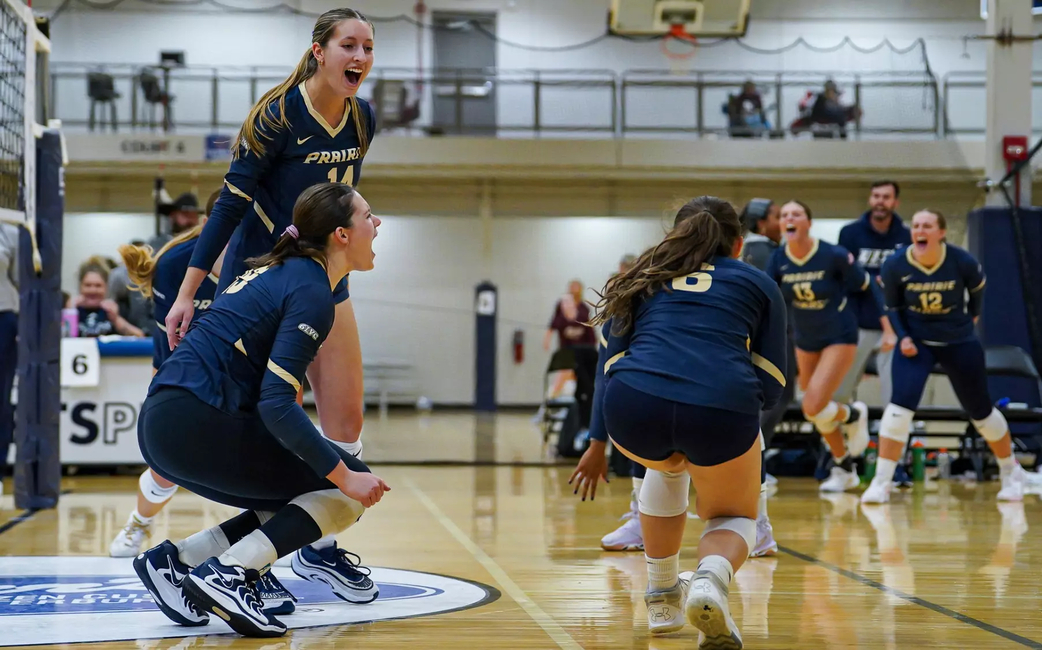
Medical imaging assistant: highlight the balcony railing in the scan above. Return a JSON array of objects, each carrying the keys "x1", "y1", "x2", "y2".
[{"x1": 51, "y1": 62, "x2": 1038, "y2": 140}]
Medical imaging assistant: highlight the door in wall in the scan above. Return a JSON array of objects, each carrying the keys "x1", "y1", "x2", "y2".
[{"x1": 431, "y1": 11, "x2": 497, "y2": 135}]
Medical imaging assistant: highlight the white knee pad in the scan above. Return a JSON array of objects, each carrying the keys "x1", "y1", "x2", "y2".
[
  {"x1": 972, "y1": 408, "x2": 1009, "y2": 442},
  {"x1": 758, "y1": 430, "x2": 765, "y2": 451},
  {"x1": 637, "y1": 470, "x2": 690, "y2": 518},
  {"x1": 806, "y1": 401, "x2": 840, "y2": 433},
  {"x1": 879, "y1": 403, "x2": 914, "y2": 445},
  {"x1": 139, "y1": 470, "x2": 178, "y2": 505},
  {"x1": 702, "y1": 516, "x2": 757, "y2": 551},
  {"x1": 289, "y1": 489, "x2": 365, "y2": 537}
]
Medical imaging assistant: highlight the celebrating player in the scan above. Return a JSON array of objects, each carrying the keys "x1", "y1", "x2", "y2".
[
  {"x1": 862, "y1": 209, "x2": 1029, "y2": 503},
  {"x1": 135, "y1": 183, "x2": 387, "y2": 638},
  {"x1": 766, "y1": 200, "x2": 882, "y2": 493}
]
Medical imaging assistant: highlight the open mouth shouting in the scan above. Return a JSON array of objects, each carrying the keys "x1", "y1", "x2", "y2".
[
  {"x1": 345, "y1": 67, "x2": 363, "y2": 88},
  {"x1": 914, "y1": 235, "x2": 928, "y2": 252}
]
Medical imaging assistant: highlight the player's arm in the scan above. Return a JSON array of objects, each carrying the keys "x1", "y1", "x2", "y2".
[
  {"x1": 257, "y1": 286, "x2": 342, "y2": 479},
  {"x1": 751, "y1": 281, "x2": 788, "y2": 411},
  {"x1": 963, "y1": 252, "x2": 987, "y2": 318},
  {"x1": 188, "y1": 126, "x2": 284, "y2": 276},
  {"x1": 842, "y1": 252, "x2": 886, "y2": 315},
  {"x1": 880, "y1": 261, "x2": 910, "y2": 341}
]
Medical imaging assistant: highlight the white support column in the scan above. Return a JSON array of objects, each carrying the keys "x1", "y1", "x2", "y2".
[{"x1": 985, "y1": 0, "x2": 1033, "y2": 206}]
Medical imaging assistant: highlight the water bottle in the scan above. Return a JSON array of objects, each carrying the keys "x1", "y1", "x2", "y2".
[
  {"x1": 911, "y1": 438, "x2": 926, "y2": 482},
  {"x1": 861, "y1": 440, "x2": 878, "y2": 484},
  {"x1": 61, "y1": 308, "x2": 78, "y2": 338},
  {"x1": 937, "y1": 448, "x2": 951, "y2": 480}
]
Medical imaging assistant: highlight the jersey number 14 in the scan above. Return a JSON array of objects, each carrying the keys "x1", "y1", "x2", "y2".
[{"x1": 327, "y1": 166, "x2": 356, "y2": 186}]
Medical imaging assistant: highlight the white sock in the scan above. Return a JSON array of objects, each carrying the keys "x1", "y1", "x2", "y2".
[
  {"x1": 631, "y1": 477, "x2": 643, "y2": 511},
  {"x1": 697, "y1": 554, "x2": 734, "y2": 585},
  {"x1": 875, "y1": 458, "x2": 898, "y2": 483},
  {"x1": 758, "y1": 485, "x2": 768, "y2": 521},
  {"x1": 219, "y1": 529, "x2": 278, "y2": 572},
  {"x1": 310, "y1": 534, "x2": 337, "y2": 550},
  {"x1": 997, "y1": 454, "x2": 1017, "y2": 475},
  {"x1": 176, "y1": 526, "x2": 231, "y2": 568},
  {"x1": 645, "y1": 553, "x2": 679, "y2": 591},
  {"x1": 130, "y1": 509, "x2": 154, "y2": 526},
  {"x1": 329, "y1": 438, "x2": 363, "y2": 460}
]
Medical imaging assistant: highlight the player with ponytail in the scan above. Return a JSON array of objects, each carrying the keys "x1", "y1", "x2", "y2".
[{"x1": 163, "y1": 8, "x2": 378, "y2": 588}]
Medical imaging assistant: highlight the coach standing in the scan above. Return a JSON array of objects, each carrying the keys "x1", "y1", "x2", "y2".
[{"x1": 836, "y1": 180, "x2": 911, "y2": 405}]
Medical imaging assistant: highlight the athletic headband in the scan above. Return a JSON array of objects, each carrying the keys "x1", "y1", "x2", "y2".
[
  {"x1": 741, "y1": 198, "x2": 774, "y2": 232},
  {"x1": 284, "y1": 225, "x2": 299, "y2": 239}
]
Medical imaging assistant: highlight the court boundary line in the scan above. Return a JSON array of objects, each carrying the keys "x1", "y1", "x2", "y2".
[
  {"x1": 0, "y1": 510, "x2": 36, "y2": 537},
  {"x1": 778, "y1": 544, "x2": 1042, "y2": 649},
  {"x1": 0, "y1": 490, "x2": 73, "y2": 538},
  {"x1": 406, "y1": 478, "x2": 584, "y2": 650}
]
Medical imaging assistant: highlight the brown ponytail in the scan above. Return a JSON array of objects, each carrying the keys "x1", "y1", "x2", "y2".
[
  {"x1": 247, "y1": 182, "x2": 358, "y2": 270},
  {"x1": 234, "y1": 8, "x2": 374, "y2": 160},
  {"x1": 591, "y1": 196, "x2": 742, "y2": 335}
]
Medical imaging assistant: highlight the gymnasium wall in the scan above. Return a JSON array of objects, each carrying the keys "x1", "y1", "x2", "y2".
[
  {"x1": 35, "y1": 0, "x2": 1021, "y2": 76},
  {"x1": 61, "y1": 211, "x2": 883, "y2": 405}
]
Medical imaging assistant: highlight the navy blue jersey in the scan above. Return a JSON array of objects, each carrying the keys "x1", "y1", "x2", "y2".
[
  {"x1": 767, "y1": 239, "x2": 885, "y2": 350},
  {"x1": 838, "y1": 212, "x2": 911, "y2": 330},
  {"x1": 880, "y1": 243, "x2": 985, "y2": 345},
  {"x1": 150, "y1": 239, "x2": 219, "y2": 369},
  {"x1": 150, "y1": 257, "x2": 340, "y2": 477},
  {"x1": 588, "y1": 257, "x2": 788, "y2": 442},
  {"x1": 189, "y1": 84, "x2": 375, "y2": 302}
]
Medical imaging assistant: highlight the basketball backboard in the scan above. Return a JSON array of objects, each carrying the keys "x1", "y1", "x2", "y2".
[{"x1": 609, "y1": 0, "x2": 750, "y2": 37}]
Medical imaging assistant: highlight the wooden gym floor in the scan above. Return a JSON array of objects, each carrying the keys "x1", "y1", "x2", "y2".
[{"x1": 1, "y1": 412, "x2": 1042, "y2": 649}]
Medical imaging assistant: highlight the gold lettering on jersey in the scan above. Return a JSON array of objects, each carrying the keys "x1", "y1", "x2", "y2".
[
  {"x1": 303, "y1": 146, "x2": 363, "y2": 165},
  {"x1": 793, "y1": 299, "x2": 828, "y2": 310},
  {"x1": 906, "y1": 281, "x2": 957, "y2": 292},
  {"x1": 781, "y1": 271, "x2": 826, "y2": 283}
]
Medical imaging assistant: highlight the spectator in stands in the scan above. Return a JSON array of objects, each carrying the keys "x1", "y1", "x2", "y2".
[
  {"x1": 809, "y1": 80, "x2": 861, "y2": 138},
  {"x1": 727, "y1": 80, "x2": 769, "y2": 138},
  {"x1": 545, "y1": 280, "x2": 598, "y2": 438},
  {"x1": 0, "y1": 221, "x2": 17, "y2": 500},
  {"x1": 74, "y1": 256, "x2": 144, "y2": 338},
  {"x1": 151, "y1": 192, "x2": 201, "y2": 250},
  {"x1": 108, "y1": 239, "x2": 154, "y2": 337}
]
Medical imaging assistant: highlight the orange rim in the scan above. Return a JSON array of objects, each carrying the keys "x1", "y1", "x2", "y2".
[{"x1": 660, "y1": 25, "x2": 698, "y2": 60}]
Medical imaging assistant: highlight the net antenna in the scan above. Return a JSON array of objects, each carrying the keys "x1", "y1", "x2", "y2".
[{"x1": 0, "y1": 0, "x2": 51, "y2": 274}]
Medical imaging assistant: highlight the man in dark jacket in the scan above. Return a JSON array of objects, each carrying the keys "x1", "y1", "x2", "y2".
[{"x1": 836, "y1": 180, "x2": 911, "y2": 406}]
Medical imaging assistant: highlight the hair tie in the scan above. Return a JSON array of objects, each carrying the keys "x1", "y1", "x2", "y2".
[{"x1": 284, "y1": 225, "x2": 299, "y2": 239}]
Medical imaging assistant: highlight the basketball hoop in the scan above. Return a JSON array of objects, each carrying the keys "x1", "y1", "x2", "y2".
[{"x1": 661, "y1": 23, "x2": 698, "y2": 73}]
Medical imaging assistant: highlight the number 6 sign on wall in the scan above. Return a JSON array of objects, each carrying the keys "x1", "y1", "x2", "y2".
[{"x1": 60, "y1": 338, "x2": 101, "y2": 387}]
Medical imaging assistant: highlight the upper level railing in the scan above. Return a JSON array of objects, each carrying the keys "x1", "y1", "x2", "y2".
[{"x1": 49, "y1": 62, "x2": 1042, "y2": 140}]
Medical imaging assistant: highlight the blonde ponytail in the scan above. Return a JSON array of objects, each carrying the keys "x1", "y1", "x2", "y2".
[
  {"x1": 234, "y1": 49, "x2": 317, "y2": 160},
  {"x1": 117, "y1": 224, "x2": 205, "y2": 299},
  {"x1": 349, "y1": 96, "x2": 370, "y2": 158}
]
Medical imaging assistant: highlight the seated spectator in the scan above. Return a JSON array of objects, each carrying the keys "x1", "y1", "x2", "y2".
[
  {"x1": 151, "y1": 192, "x2": 200, "y2": 250},
  {"x1": 809, "y1": 80, "x2": 861, "y2": 138},
  {"x1": 726, "y1": 81, "x2": 769, "y2": 138},
  {"x1": 74, "y1": 256, "x2": 144, "y2": 338}
]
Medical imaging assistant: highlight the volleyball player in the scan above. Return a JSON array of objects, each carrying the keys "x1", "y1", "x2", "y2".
[
  {"x1": 109, "y1": 190, "x2": 221, "y2": 559},
  {"x1": 162, "y1": 8, "x2": 378, "y2": 586},
  {"x1": 574, "y1": 197, "x2": 787, "y2": 648},
  {"x1": 765, "y1": 200, "x2": 883, "y2": 493},
  {"x1": 862, "y1": 209, "x2": 1028, "y2": 503},
  {"x1": 135, "y1": 183, "x2": 388, "y2": 638}
]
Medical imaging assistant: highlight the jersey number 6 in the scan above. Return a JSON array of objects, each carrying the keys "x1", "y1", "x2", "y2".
[{"x1": 671, "y1": 264, "x2": 714, "y2": 293}]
